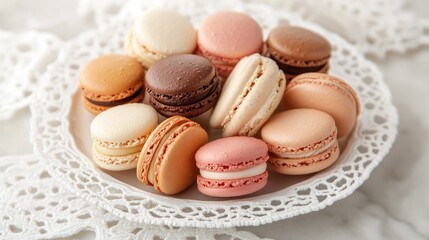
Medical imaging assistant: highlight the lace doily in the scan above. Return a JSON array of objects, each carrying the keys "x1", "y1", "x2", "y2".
[
  {"x1": 30, "y1": 1, "x2": 398, "y2": 228},
  {"x1": 78, "y1": 0, "x2": 429, "y2": 58},
  {"x1": 0, "y1": 30, "x2": 61, "y2": 120},
  {"x1": 0, "y1": 155, "x2": 266, "y2": 240}
]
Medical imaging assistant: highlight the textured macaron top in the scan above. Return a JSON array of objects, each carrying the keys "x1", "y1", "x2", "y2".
[
  {"x1": 195, "y1": 136, "x2": 269, "y2": 172},
  {"x1": 90, "y1": 103, "x2": 158, "y2": 145},
  {"x1": 198, "y1": 11, "x2": 263, "y2": 59},
  {"x1": 284, "y1": 73, "x2": 360, "y2": 138},
  {"x1": 146, "y1": 54, "x2": 216, "y2": 94},
  {"x1": 80, "y1": 54, "x2": 145, "y2": 97},
  {"x1": 261, "y1": 109, "x2": 337, "y2": 152},
  {"x1": 267, "y1": 26, "x2": 331, "y2": 65},
  {"x1": 133, "y1": 8, "x2": 197, "y2": 55},
  {"x1": 289, "y1": 73, "x2": 360, "y2": 115}
]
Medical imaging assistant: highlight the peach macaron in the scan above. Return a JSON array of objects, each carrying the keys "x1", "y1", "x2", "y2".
[
  {"x1": 283, "y1": 73, "x2": 360, "y2": 138},
  {"x1": 261, "y1": 109, "x2": 340, "y2": 175},
  {"x1": 136, "y1": 116, "x2": 208, "y2": 195},
  {"x1": 80, "y1": 54, "x2": 145, "y2": 115},
  {"x1": 196, "y1": 136, "x2": 269, "y2": 197}
]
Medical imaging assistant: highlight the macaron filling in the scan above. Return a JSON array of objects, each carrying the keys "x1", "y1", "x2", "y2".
[
  {"x1": 197, "y1": 154, "x2": 269, "y2": 172},
  {"x1": 146, "y1": 125, "x2": 181, "y2": 184},
  {"x1": 85, "y1": 87, "x2": 143, "y2": 107},
  {"x1": 147, "y1": 76, "x2": 220, "y2": 106},
  {"x1": 200, "y1": 162, "x2": 267, "y2": 180},
  {"x1": 274, "y1": 61, "x2": 328, "y2": 75},
  {"x1": 269, "y1": 141, "x2": 339, "y2": 167},
  {"x1": 197, "y1": 171, "x2": 268, "y2": 189},
  {"x1": 272, "y1": 139, "x2": 336, "y2": 159},
  {"x1": 267, "y1": 129, "x2": 337, "y2": 159},
  {"x1": 149, "y1": 77, "x2": 222, "y2": 117},
  {"x1": 138, "y1": 117, "x2": 189, "y2": 185},
  {"x1": 93, "y1": 142, "x2": 144, "y2": 156}
]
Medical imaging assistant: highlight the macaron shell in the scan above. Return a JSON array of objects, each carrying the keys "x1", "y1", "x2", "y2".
[
  {"x1": 137, "y1": 116, "x2": 189, "y2": 185},
  {"x1": 145, "y1": 54, "x2": 217, "y2": 105},
  {"x1": 238, "y1": 70, "x2": 286, "y2": 136},
  {"x1": 80, "y1": 54, "x2": 145, "y2": 97},
  {"x1": 197, "y1": 172, "x2": 268, "y2": 197},
  {"x1": 261, "y1": 109, "x2": 337, "y2": 152},
  {"x1": 134, "y1": 9, "x2": 196, "y2": 55},
  {"x1": 195, "y1": 136, "x2": 268, "y2": 171},
  {"x1": 90, "y1": 103, "x2": 158, "y2": 145},
  {"x1": 125, "y1": 29, "x2": 165, "y2": 68},
  {"x1": 283, "y1": 73, "x2": 359, "y2": 138},
  {"x1": 198, "y1": 11, "x2": 263, "y2": 59},
  {"x1": 148, "y1": 76, "x2": 222, "y2": 118},
  {"x1": 267, "y1": 26, "x2": 331, "y2": 64},
  {"x1": 210, "y1": 54, "x2": 285, "y2": 137},
  {"x1": 154, "y1": 122, "x2": 208, "y2": 195},
  {"x1": 196, "y1": 46, "x2": 240, "y2": 79},
  {"x1": 269, "y1": 140, "x2": 340, "y2": 175}
]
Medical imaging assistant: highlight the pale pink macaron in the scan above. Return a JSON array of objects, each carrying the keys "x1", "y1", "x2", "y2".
[
  {"x1": 261, "y1": 109, "x2": 340, "y2": 175},
  {"x1": 196, "y1": 136, "x2": 269, "y2": 197},
  {"x1": 197, "y1": 11, "x2": 263, "y2": 79}
]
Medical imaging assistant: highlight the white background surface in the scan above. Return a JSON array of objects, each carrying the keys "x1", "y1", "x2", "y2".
[{"x1": 1, "y1": 0, "x2": 429, "y2": 239}]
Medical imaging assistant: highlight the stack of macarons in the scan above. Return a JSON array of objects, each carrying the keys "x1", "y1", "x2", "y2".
[{"x1": 79, "y1": 8, "x2": 361, "y2": 198}]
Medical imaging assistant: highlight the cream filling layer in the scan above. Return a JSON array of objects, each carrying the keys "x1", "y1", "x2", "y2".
[
  {"x1": 200, "y1": 163, "x2": 267, "y2": 180},
  {"x1": 274, "y1": 140, "x2": 335, "y2": 159},
  {"x1": 147, "y1": 125, "x2": 180, "y2": 184},
  {"x1": 94, "y1": 142, "x2": 143, "y2": 156}
]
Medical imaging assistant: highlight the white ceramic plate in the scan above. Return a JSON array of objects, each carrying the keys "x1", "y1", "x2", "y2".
[{"x1": 30, "y1": 1, "x2": 398, "y2": 228}]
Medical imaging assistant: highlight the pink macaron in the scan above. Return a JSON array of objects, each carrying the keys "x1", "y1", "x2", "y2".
[
  {"x1": 197, "y1": 11, "x2": 264, "y2": 79},
  {"x1": 196, "y1": 136, "x2": 269, "y2": 197}
]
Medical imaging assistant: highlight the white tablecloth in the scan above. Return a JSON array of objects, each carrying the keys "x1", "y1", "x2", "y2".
[{"x1": 1, "y1": 0, "x2": 428, "y2": 239}]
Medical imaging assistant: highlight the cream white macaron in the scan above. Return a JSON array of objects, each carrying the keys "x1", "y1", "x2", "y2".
[
  {"x1": 125, "y1": 8, "x2": 197, "y2": 68},
  {"x1": 210, "y1": 53, "x2": 286, "y2": 137},
  {"x1": 90, "y1": 103, "x2": 158, "y2": 171}
]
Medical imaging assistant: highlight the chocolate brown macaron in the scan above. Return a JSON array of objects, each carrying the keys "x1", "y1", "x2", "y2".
[
  {"x1": 267, "y1": 26, "x2": 331, "y2": 80},
  {"x1": 80, "y1": 54, "x2": 145, "y2": 114},
  {"x1": 145, "y1": 54, "x2": 222, "y2": 118}
]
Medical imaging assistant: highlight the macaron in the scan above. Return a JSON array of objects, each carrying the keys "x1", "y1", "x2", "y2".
[
  {"x1": 210, "y1": 53, "x2": 286, "y2": 137},
  {"x1": 90, "y1": 103, "x2": 158, "y2": 171},
  {"x1": 261, "y1": 109, "x2": 340, "y2": 175},
  {"x1": 196, "y1": 136, "x2": 269, "y2": 197},
  {"x1": 283, "y1": 73, "x2": 360, "y2": 138},
  {"x1": 136, "y1": 116, "x2": 208, "y2": 195},
  {"x1": 267, "y1": 26, "x2": 331, "y2": 80},
  {"x1": 125, "y1": 8, "x2": 197, "y2": 68},
  {"x1": 145, "y1": 54, "x2": 222, "y2": 118},
  {"x1": 80, "y1": 54, "x2": 145, "y2": 114},
  {"x1": 197, "y1": 11, "x2": 264, "y2": 79}
]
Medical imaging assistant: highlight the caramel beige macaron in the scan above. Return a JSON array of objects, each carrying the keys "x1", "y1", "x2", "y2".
[
  {"x1": 210, "y1": 53, "x2": 286, "y2": 137},
  {"x1": 90, "y1": 103, "x2": 158, "y2": 171},
  {"x1": 283, "y1": 73, "x2": 360, "y2": 138},
  {"x1": 125, "y1": 8, "x2": 197, "y2": 68},
  {"x1": 261, "y1": 109, "x2": 340, "y2": 175},
  {"x1": 80, "y1": 54, "x2": 145, "y2": 115},
  {"x1": 137, "y1": 116, "x2": 208, "y2": 195}
]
